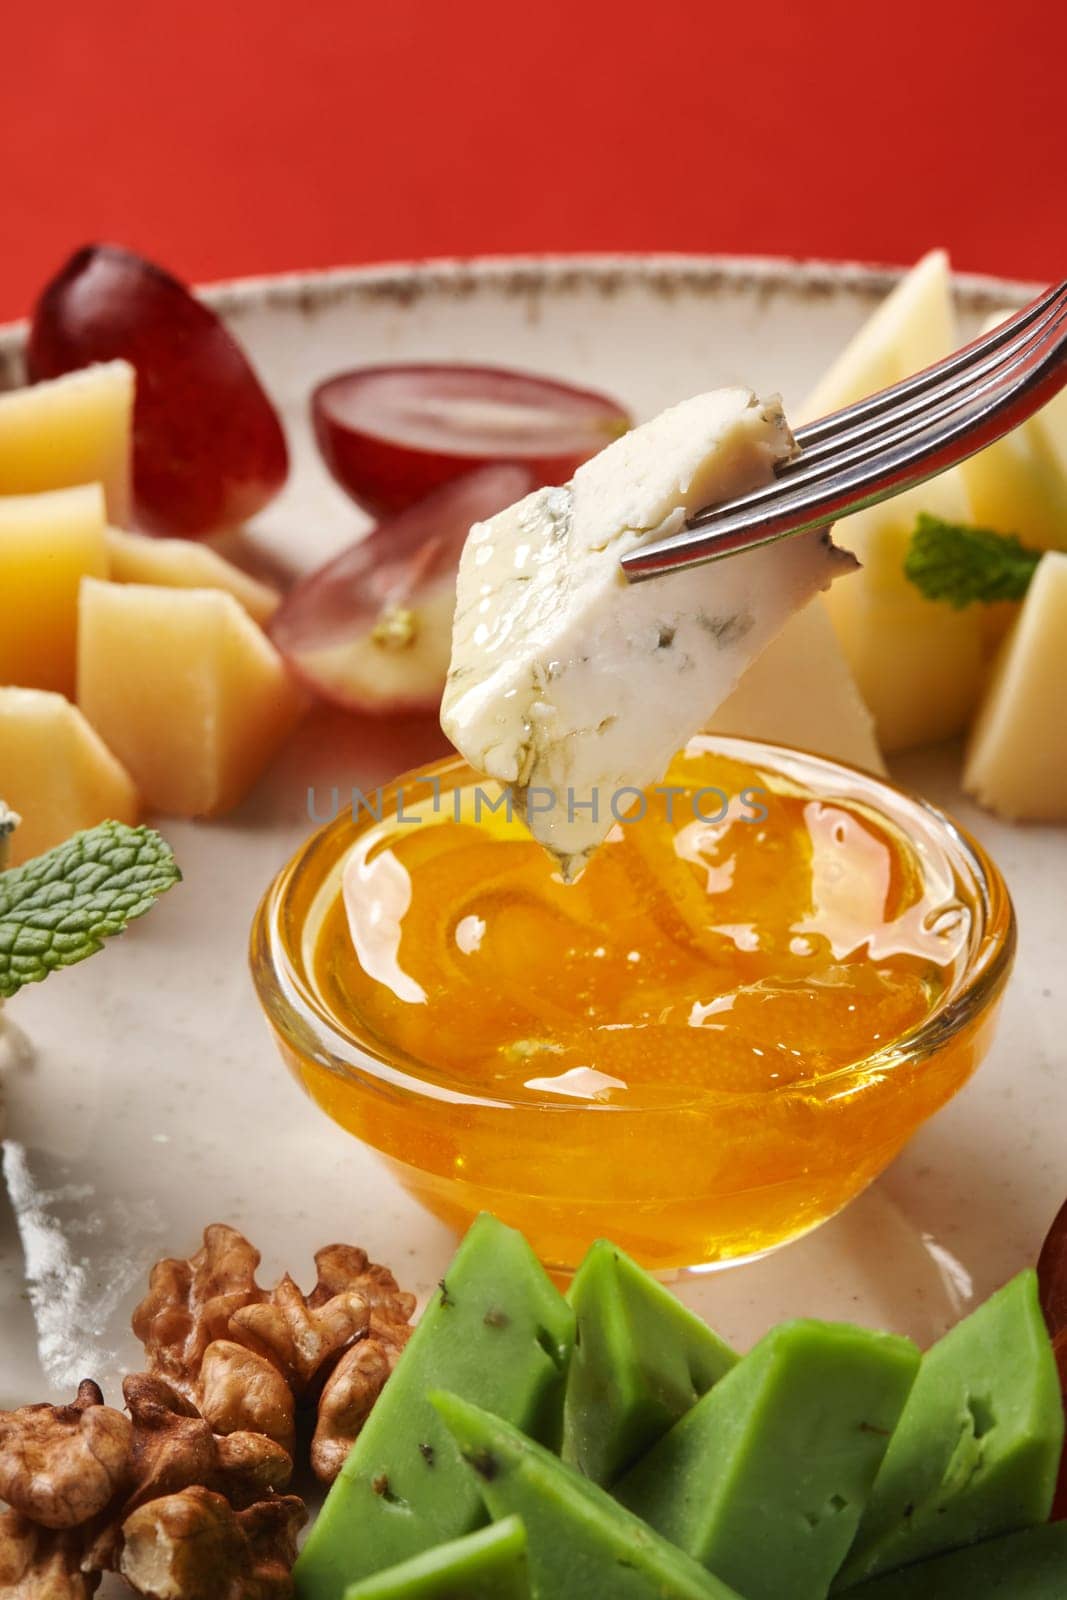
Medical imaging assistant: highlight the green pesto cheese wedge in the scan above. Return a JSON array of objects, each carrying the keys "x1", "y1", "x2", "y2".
[
  {"x1": 563, "y1": 1240, "x2": 737, "y2": 1486},
  {"x1": 840, "y1": 1522, "x2": 1067, "y2": 1598},
  {"x1": 295, "y1": 1215, "x2": 574, "y2": 1599},
  {"x1": 342, "y1": 1517, "x2": 530, "y2": 1600},
  {"x1": 433, "y1": 1391, "x2": 743, "y2": 1600},
  {"x1": 835, "y1": 1270, "x2": 1064, "y2": 1590},
  {"x1": 616, "y1": 1319, "x2": 920, "y2": 1600}
]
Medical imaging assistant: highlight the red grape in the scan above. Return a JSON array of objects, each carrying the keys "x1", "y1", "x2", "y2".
[
  {"x1": 27, "y1": 244, "x2": 288, "y2": 539},
  {"x1": 1040, "y1": 1197, "x2": 1067, "y2": 1336},
  {"x1": 311, "y1": 363, "x2": 631, "y2": 516},
  {"x1": 1038, "y1": 1196, "x2": 1067, "y2": 1519},
  {"x1": 269, "y1": 464, "x2": 534, "y2": 715}
]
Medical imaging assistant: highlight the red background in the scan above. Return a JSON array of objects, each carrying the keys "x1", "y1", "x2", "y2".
[{"x1": 2, "y1": 0, "x2": 1064, "y2": 320}]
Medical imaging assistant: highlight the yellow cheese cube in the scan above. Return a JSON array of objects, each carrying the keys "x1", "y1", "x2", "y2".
[
  {"x1": 0, "y1": 687, "x2": 139, "y2": 866},
  {"x1": 0, "y1": 484, "x2": 109, "y2": 695},
  {"x1": 963, "y1": 552, "x2": 1067, "y2": 820},
  {"x1": 961, "y1": 310, "x2": 1067, "y2": 553},
  {"x1": 803, "y1": 251, "x2": 986, "y2": 751},
  {"x1": 823, "y1": 488, "x2": 987, "y2": 752},
  {"x1": 803, "y1": 251, "x2": 958, "y2": 419},
  {"x1": 0, "y1": 361, "x2": 134, "y2": 524},
  {"x1": 77, "y1": 579, "x2": 304, "y2": 817},
  {"x1": 706, "y1": 599, "x2": 886, "y2": 774},
  {"x1": 105, "y1": 528, "x2": 280, "y2": 625}
]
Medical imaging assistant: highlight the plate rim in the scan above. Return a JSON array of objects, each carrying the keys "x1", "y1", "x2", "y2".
[{"x1": 0, "y1": 250, "x2": 1043, "y2": 359}]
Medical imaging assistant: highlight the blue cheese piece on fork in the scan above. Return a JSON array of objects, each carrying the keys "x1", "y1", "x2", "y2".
[
  {"x1": 441, "y1": 388, "x2": 855, "y2": 878},
  {"x1": 0, "y1": 802, "x2": 17, "y2": 869}
]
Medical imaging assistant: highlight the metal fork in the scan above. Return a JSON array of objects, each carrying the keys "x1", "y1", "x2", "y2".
[{"x1": 621, "y1": 277, "x2": 1067, "y2": 581}]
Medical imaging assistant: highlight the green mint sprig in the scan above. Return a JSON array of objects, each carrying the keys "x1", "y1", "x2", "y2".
[
  {"x1": 904, "y1": 513, "x2": 1043, "y2": 609},
  {"x1": 0, "y1": 820, "x2": 181, "y2": 998}
]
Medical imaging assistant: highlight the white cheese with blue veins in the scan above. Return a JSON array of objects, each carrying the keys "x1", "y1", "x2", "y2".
[
  {"x1": 0, "y1": 801, "x2": 18, "y2": 868},
  {"x1": 441, "y1": 388, "x2": 856, "y2": 877}
]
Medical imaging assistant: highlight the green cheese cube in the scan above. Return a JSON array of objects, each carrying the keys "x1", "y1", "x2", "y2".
[
  {"x1": 563, "y1": 1240, "x2": 737, "y2": 1486},
  {"x1": 433, "y1": 1390, "x2": 743, "y2": 1600},
  {"x1": 342, "y1": 1517, "x2": 530, "y2": 1599},
  {"x1": 836, "y1": 1270, "x2": 1064, "y2": 1589},
  {"x1": 839, "y1": 1522, "x2": 1067, "y2": 1597},
  {"x1": 615, "y1": 1318, "x2": 920, "y2": 1600},
  {"x1": 295, "y1": 1215, "x2": 574, "y2": 1599}
]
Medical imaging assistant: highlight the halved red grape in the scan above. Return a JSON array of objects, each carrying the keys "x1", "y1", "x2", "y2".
[
  {"x1": 270, "y1": 464, "x2": 534, "y2": 715},
  {"x1": 1040, "y1": 1197, "x2": 1067, "y2": 1335},
  {"x1": 1038, "y1": 1196, "x2": 1067, "y2": 1519},
  {"x1": 311, "y1": 363, "x2": 631, "y2": 516},
  {"x1": 27, "y1": 244, "x2": 288, "y2": 538}
]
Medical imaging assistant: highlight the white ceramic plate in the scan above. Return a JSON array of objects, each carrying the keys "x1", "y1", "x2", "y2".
[{"x1": 1, "y1": 258, "x2": 1063, "y2": 1459}]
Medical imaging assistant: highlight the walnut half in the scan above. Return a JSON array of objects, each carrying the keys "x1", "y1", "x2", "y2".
[
  {"x1": 119, "y1": 1486, "x2": 305, "y2": 1600},
  {"x1": 0, "y1": 1380, "x2": 131, "y2": 1530},
  {"x1": 0, "y1": 1509, "x2": 98, "y2": 1600},
  {"x1": 312, "y1": 1312, "x2": 412, "y2": 1483},
  {"x1": 0, "y1": 1373, "x2": 301, "y2": 1599},
  {"x1": 131, "y1": 1227, "x2": 417, "y2": 1481}
]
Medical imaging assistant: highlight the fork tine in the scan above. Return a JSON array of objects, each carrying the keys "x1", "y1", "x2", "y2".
[
  {"x1": 795, "y1": 279, "x2": 1067, "y2": 450},
  {"x1": 684, "y1": 289, "x2": 1067, "y2": 524},
  {"x1": 621, "y1": 289, "x2": 1067, "y2": 580},
  {"x1": 793, "y1": 282, "x2": 1067, "y2": 468}
]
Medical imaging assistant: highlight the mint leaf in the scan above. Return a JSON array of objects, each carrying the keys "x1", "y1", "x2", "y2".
[
  {"x1": 904, "y1": 514, "x2": 1042, "y2": 608},
  {"x1": 0, "y1": 821, "x2": 181, "y2": 998}
]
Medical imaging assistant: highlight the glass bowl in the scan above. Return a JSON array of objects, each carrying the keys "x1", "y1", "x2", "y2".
[{"x1": 250, "y1": 737, "x2": 1015, "y2": 1275}]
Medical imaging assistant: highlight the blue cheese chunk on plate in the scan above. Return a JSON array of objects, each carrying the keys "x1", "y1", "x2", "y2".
[{"x1": 441, "y1": 388, "x2": 855, "y2": 877}]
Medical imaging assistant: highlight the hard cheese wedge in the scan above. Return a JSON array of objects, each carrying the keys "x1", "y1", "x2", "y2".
[
  {"x1": 105, "y1": 528, "x2": 281, "y2": 625},
  {"x1": 342, "y1": 1517, "x2": 530, "y2": 1600},
  {"x1": 616, "y1": 1319, "x2": 920, "y2": 1600},
  {"x1": 836, "y1": 1270, "x2": 1064, "y2": 1589},
  {"x1": 963, "y1": 552, "x2": 1067, "y2": 820},
  {"x1": 442, "y1": 388, "x2": 853, "y2": 878},
  {"x1": 563, "y1": 1240, "x2": 737, "y2": 1487},
  {"x1": 839, "y1": 1522, "x2": 1067, "y2": 1598},
  {"x1": 961, "y1": 310, "x2": 1067, "y2": 554},
  {"x1": 434, "y1": 1391, "x2": 743, "y2": 1600},
  {"x1": 704, "y1": 599, "x2": 886, "y2": 774},
  {"x1": 0, "y1": 687, "x2": 139, "y2": 865},
  {"x1": 0, "y1": 484, "x2": 109, "y2": 695},
  {"x1": 77, "y1": 578, "x2": 304, "y2": 817},
  {"x1": 294, "y1": 1215, "x2": 574, "y2": 1598},
  {"x1": 0, "y1": 362, "x2": 134, "y2": 523},
  {"x1": 804, "y1": 251, "x2": 986, "y2": 751}
]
